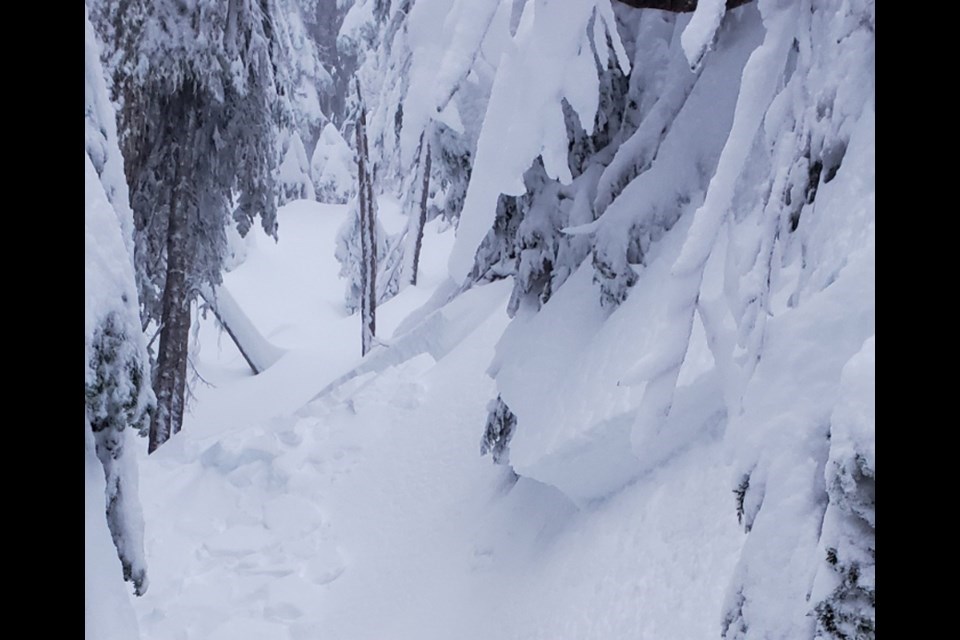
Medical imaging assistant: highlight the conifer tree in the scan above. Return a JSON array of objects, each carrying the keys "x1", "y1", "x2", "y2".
[
  {"x1": 85, "y1": 5, "x2": 154, "y2": 595},
  {"x1": 107, "y1": 0, "x2": 293, "y2": 452}
]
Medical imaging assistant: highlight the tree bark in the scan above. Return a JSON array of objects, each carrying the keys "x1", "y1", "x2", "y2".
[
  {"x1": 410, "y1": 132, "x2": 431, "y2": 286},
  {"x1": 149, "y1": 177, "x2": 191, "y2": 453},
  {"x1": 614, "y1": 0, "x2": 752, "y2": 11},
  {"x1": 356, "y1": 79, "x2": 377, "y2": 356}
]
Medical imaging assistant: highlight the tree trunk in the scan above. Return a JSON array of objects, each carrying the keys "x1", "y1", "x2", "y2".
[
  {"x1": 409, "y1": 132, "x2": 431, "y2": 287},
  {"x1": 614, "y1": 0, "x2": 752, "y2": 11},
  {"x1": 148, "y1": 183, "x2": 191, "y2": 453},
  {"x1": 355, "y1": 79, "x2": 377, "y2": 356}
]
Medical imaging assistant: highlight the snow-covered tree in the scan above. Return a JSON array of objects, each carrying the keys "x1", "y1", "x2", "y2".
[
  {"x1": 338, "y1": 0, "x2": 408, "y2": 193},
  {"x1": 311, "y1": 122, "x2": 357, "y2": 203},
  {"x1": 84, "y1": 1, "x2": 875, "y2": 637},
  {"x1": 336, "y1": 197, "x2": 381, "y2": 314},
  {"x1": 334, "y1": 0, "x2": 488, "y2": 291},
  {"x1": 278, "y1": 130, "x2": 316, "y2": 205},
  {"x1": 447, "y1": 2, "x2": 874, "y2": 638},
  {"x1": 480, "y1": 395, "x2": 516, "y2": 465},
  {"x1": 299, "y1": 0, "x2": 355, "y2": 127},
  {"x1": 105, "y1": 0, "x2": 294, "y2": 452},
  {"x1": 812, "y1": 337, "x2": 875, "y2": 639},
  {"x1": 85, "y1": 5, "x2": 153, "y2": 606},
  {"x1": 281, "y1": 2, "x2": 333, "y2": 151}
]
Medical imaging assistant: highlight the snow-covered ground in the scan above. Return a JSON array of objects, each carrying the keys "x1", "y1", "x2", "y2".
[{"x1": 132, "y1": 197, "x2": 745, "y2": 639}]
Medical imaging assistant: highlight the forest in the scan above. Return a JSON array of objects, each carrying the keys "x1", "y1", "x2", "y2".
[{"x1": 85, "y1": 1, "x2": 875, "y2": 638}]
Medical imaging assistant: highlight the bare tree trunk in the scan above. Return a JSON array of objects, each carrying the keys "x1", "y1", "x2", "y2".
[
  {"x1": 614, "y1": 0, "x2": 752, "y2": 11},
  {"x1": 409, "y1": 131, "x2": 431, "y2": 286},
  {"x1": 149, "y1": 180, "x2": 191, "y2": 453},
  {"x1": 355, "y1": 78, "x2": 377, "y2": 356}
]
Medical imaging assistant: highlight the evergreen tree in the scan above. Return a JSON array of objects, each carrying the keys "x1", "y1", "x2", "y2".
[
  {"x1": 335, "y1": 193, "x2": 390, "y2": 314},
  {"x1": 334, "y1": 82, "x2": 404, "y2": 321},
  {"x1": 813, "y1": 339, "x2": 875, "y2": 640},
  {"x1": 299, "y1": 0, "x2": 355, "y2": 128},
  {"x1": 85, "y1": 5, "x2": 154, "y2": 596},
  {"x1": 278, "y1": 130, "x2": 316, "y2": 205},
  {"x1": 106, "y1": 0, "x2": 294, "y2": 452},
  {"x1": 337, "y1": 0, "x2": 485, "y2": 296},
  {"x1": 312, "y1": 122, "x2": 357, "y2": 203},
  {"x1": 280, "y1": 1, "x2": 331, "y2": 152},
  {"x1": 480, "y1": 395, "x2": 516, "y2": 465},
  {"x1": 453, "y1": 2, "x2": 873, "y2": 637}
]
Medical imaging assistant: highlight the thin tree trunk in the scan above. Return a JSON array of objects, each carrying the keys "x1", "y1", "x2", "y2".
[
  {"x1": 149, "y1": 180, "x2": 191, "y2": 453},
  {"x1": 410, "y1": 132, "x2": 431, "y2": 286},
  {"x1": 356, "y1": 78, "x2": 376, "y2": 356}
]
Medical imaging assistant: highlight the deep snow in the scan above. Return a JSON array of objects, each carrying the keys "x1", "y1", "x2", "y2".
[
  {"x1": 86, "y1": 1, "x2": 874, "y2": 637},
  {"x1": 131, "y1": 198, "x2": 745, "y2": 639}
]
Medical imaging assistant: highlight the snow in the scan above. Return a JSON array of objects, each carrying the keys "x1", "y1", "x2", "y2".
[
  {"x1": 310, "y1": 123, "x2": 355, "y2": 204},
  {"x1": 85, "y1": 154, "x2": 138, "y2": 343},
  {"x1": 672, "y1": 0, "x2": 798, "y2": 277},
  {"x1": 200, "y1": 282, "x2": 285, "y2": 374},
  {"x1": 88, "y1": 1, "x2": 874, "y2": 637},
  {"x1": 337, "y1": 0, "x2": 376, "y2": 52},
  {"x1": 86, "y1": 7, "x2": 152, "y2": 629},
  {"x1": 448, "y1": 0, "x2": 633, "y2": 283},
  {"x1": 278, "y1": 132, "x2": 315, "y2": 204},
  {"x1": 126, "y1": 93, "x2": 872, "y2": 634},
  {"x1": 484, "y1": 7, "x2": 763, "y2": 506},
  {"x1": 595, "y1": 0, "x2": 631, "y2": 75},
  {"x1": 85, "y1": 5, "x2": 134, "y2": 253},
  {"x1": 400, "y1": 0, "x2": 506, "y2": 168},
  {"x1": 720, "y1": 238, "x2": 874, "y2": 638},
  {"x1": 680, "y1": 0, "x2": 727, "y2": 69},
  {"x1": 86, "y1": 422, "x2": 142, "y2": 640},
  {"x1": 85, "y1": 7, "x2": 140, "y2": 346},
  {"x1": 374, "y1": 194, "x2": 407, "y2": 235},
  {"x1": 131, "y1": 195, "x2": 745, "y2": 639},
  {"x1": 828, "y1": 336, "x2": 876, "y2": 477}
]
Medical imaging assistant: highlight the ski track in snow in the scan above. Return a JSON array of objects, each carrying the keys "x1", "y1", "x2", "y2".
[{"x1": 133, "y1": 199, "x2": 744, "y2": 640}]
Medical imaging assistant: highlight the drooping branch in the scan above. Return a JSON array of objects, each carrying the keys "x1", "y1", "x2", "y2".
[{"x1": 614, "y1": 0, "x2": 752, "y2": 11}]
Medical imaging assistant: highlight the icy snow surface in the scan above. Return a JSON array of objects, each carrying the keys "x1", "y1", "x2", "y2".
[{"x1": 133, "y1": 197, "x2": 744, "y2": 639}]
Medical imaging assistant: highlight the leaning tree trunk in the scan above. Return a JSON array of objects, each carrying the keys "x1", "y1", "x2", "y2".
[
  {"x1": 200, "y1": 283, "x2": 285, "y2": 375},
  {"x1": 148, "y1": 182, "x2": 191, "y2": 454},
  {"x1": 355, "y1": 79, "x2": 377, "y2": 356}
]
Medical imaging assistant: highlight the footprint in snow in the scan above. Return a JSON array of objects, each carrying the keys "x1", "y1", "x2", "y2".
[
  {"x1": 304, "y1": 546, "x2": 346, "y2": 585},
  {"x1": 201, "y1": 525, "x2": 278, "y2": 558}
]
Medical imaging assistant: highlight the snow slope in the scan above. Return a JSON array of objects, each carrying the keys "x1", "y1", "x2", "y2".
[{"x1": 133, "y1": 197, "x2": 744, "y2": 639}]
